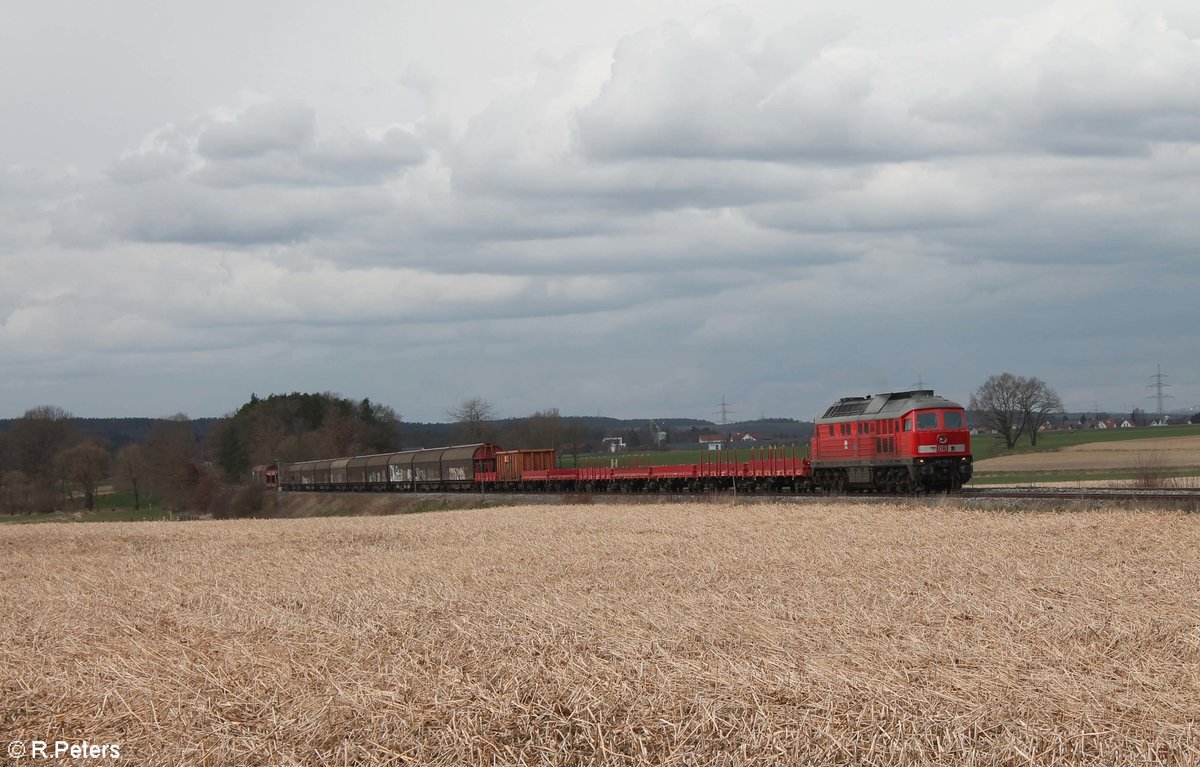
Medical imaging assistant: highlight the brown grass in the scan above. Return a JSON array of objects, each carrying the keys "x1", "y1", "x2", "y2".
[
  {"x1": 3, "y1": 503, "x2": 1200, "y2": 765},
  {"x1": 1130, "y1": 451, "x2": 1170, "y2": 489}
]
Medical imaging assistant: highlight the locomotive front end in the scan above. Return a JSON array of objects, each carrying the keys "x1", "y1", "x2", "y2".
[{"x1": 909, "y1": 406, "x2": 973, "y2": 489}]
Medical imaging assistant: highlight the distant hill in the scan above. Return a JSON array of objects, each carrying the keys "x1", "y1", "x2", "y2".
[
  {"x1": 0, "y1": 414, "x2": 813, "y2": 453},
  {"x1": 669, "y1": 418, "x2": 813, "y2": 444},
  {"x1": 366, "y1": 415, "x2": 812, "y2": 450},
  {"x1": 0, "y1": 417, "x2": 221, "y2": 450}
]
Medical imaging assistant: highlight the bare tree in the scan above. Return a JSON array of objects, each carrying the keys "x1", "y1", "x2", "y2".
[
  {"x1": 55, "y1": 441, "x2": 110, "y2": 511},
  {"x1": 144, "y1": 415, "x2": 200, "y2": 510},
  {"x1": 1019, "y1": 377, "x2": 1063, "y2": 446},
  {"x1": 0, "y1": 470, "x2": 34, "y2": 515},
  {"x1": 8, "y1": 405, "x2": 76, "y2": 510},
  {"x1": 448, "y1": 397, "x2": 496, "y2": 442},
  {"x1": 559, "y1": 419, "x2": 593, "y2": 467},
  {"x1": 113, "y1": 444, "x2": 147, "y2": 510},
  {"x1": 505, "y1": 408, "x2": 562, "y2": 450},
  {"x1": 969, "y1": 373, "x2": 1025, "y2": 449}
]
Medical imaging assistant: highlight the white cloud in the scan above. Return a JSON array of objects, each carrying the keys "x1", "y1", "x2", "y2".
[{"x1": 578, "y1": 2, "x2": 1200, "y2": 162}]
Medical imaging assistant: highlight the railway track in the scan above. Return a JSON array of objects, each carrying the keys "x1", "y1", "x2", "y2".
[{"x1": 298, "y1": 485, "x2": 1200, "y2": 508}]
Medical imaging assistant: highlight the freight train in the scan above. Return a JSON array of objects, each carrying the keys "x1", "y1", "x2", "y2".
[{"x1": 260, "y1": 390, "x2": 972, "y2": 494}]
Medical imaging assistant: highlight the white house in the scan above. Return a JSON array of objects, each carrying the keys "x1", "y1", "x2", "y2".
[{"x1": 602, "y1": 436, "x2": 626, "y2": 452}]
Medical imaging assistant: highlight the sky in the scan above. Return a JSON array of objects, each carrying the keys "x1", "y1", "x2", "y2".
[{"x1": 2, "y1": 0, "x2": 1199, "y2": 423}]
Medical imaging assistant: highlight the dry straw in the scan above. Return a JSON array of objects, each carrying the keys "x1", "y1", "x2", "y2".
[{"x1": 2, "y1": 502, "x2": 1199, "y2": 765}]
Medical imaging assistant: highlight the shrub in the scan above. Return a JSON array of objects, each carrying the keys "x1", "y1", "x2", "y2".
[
  {"x1": 1131, "y1": 451, "x2": 1170, "y2": 489},
  {"x1": 226, "y1": 484, "x2": 269, "y2": 519}
]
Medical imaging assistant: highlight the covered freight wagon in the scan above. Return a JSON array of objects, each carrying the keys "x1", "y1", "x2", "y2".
[{"x1": 282, "y1": 444, "x2": 498, "y2": 492}]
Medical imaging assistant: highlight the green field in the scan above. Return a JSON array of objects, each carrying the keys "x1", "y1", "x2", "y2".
[
  {"x1": 0, "y1": 490, "x2": 169, "y2": 524},
  {"x1": 969, "y1": 423, "x2": 1200, "y2": 461}
]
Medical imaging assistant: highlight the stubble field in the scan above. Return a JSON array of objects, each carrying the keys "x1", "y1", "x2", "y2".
[{"x1": 2, "y1": 502, "x2": 1199, "y2": 766}]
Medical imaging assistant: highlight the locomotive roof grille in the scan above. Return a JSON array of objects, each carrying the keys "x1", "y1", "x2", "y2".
[
  {"x1": 819, "y1": 389, "x2": 942, "y2": 420},
  {"x1": 823, "y1": 401, "x2": 869, "y2": 418}
]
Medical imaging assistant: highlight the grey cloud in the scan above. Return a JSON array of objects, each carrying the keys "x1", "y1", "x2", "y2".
[
  {"x1": 111, "y1": 102, "x2": 424, "y2": 189},
  {"x1": 195, "y1": 127, "x2": 424, "y2": 188},
  {"x1": 450, "y1": 156, "x2": 856, "y2": 214},
  {"x1": 65, "y1": 101, "x2": 426, "y2": 246},
  {"x1": 197, "y1": 101, "x2": 317, "y2": 159},
  {"x1": 53, "y1": 178, "x2": 393, "y2": 246},
  {"x1": 0, "y1": 166, "x2": 71, "y2": 248},
  {"x1": 108, "y1": 149, "x2": 192, "y2": 184},
  {"x1": 123, "y1": 184, "x2": 391, "y2": 246},
  {"x1": 304, "y1": 128, "x2": 424, "y2": 180}
]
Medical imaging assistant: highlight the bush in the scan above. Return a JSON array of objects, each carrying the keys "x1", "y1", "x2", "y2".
[
  {"x1": 192, "y1": 473, "x2": 220, "y2": 512},
  {"x1": 210, "y1": 484, "x2": 272, "y2": 520},
  {"x1": 1131, "y1": 452, "x2": 1170, "y2": 489}
]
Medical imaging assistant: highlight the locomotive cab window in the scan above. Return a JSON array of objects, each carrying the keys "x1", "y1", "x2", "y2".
[
  {"x1": 943, "y1": 411, "x2": 965, "y2": 429},
  {"x1": 903, "y1": 419, "x2": 913, "y2": 432},
  {"x1": 916, "y1": 412, "x2": 939, "y2": 430}
]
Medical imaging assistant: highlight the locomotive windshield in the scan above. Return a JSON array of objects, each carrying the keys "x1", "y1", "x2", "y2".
[{"x1": 914, "y1": 410, "x2": 965, "y2": 429}]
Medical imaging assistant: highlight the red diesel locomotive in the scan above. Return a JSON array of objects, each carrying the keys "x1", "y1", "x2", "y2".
[
  {"x1": 269, "y1": 390, "x2": 972, "y2": 494},
  {"x1": 810, "y1": 390, "x2": 973, "y2": 492}
]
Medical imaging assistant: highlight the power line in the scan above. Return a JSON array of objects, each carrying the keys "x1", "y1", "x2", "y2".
[
  {"x1": 714, "y1": 396, "x2": 734, "y2": 426},
  {"x1": 1147, "y1": 363, "x2": 1172, "y2": 420}
]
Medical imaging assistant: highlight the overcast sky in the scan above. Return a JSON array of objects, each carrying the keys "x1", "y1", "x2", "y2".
[{"x1": 2, "y1": 0, "x2": 1198, "y2": 423}]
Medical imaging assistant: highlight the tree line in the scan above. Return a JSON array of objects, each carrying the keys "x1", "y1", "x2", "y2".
[
  {"x1": 0, "y1": 393, "x2": 404, "y2": 515},
  {"x1": 446, "y1": 399, "x2": 597, "y2": 464},
  {"x1": 0, "y1": 406, "x2": 235, "y2": 514},
  {"x1": 0, "y1": 393, "x2": 619, "y2": 515}
]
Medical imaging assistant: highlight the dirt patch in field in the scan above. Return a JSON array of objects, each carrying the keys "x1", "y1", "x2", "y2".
[
  {"x1": 3, "y1": 503, "x2": 1200, "y2": 765},
  {"x1": 976, "y1": 434, "x2": 1200, "y2": 473}
]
